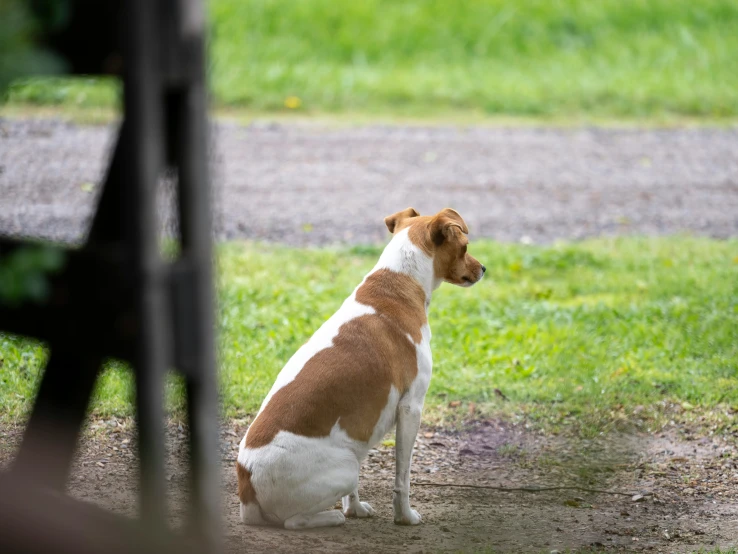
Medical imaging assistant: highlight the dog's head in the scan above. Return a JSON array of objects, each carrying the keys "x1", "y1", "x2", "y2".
[{"x1": 384, "y1": 207, "x2": 486, "y2": 287}]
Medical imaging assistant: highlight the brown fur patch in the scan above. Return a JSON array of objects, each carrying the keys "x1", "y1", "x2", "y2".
[
  {"x1": 245, "y1": 270, "x2": 426, "y2": 449},
  {"x1": 435, "y1": 208, "x2": 469, "y2": 234},
  {"x1": 355, "y1": 269, "x2": 427, "y2": 343},
  {"x1": 384, "y1": 207, "x2": 420, "y2": 233},
  {"x1": 406, "y1": 217, "x2": 435, "y2": 256},
  {"x1": 236, "y1": 462, "x2": 258, "y2": 505}
]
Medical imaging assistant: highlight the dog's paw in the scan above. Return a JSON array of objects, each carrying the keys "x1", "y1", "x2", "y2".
[
  {"x1": 394, "y1": 509, "x2": 422, "y2": 525},
  {"x1": 344, "y1": 501, "x2": 375, "y2": 518}
]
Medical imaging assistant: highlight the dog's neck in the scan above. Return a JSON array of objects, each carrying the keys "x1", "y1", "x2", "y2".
[{"x1": 370, "y1": 227, "x2": 440, "y2": 310}]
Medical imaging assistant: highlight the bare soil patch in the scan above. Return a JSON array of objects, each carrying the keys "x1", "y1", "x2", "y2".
[{"x1": 1, "y1": 418, "x2": 736, "y2": 553}]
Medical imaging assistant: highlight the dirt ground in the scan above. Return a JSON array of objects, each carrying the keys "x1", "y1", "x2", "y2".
[{"x1": 1, "y1": 415, "x2": 736, "y2": 553}]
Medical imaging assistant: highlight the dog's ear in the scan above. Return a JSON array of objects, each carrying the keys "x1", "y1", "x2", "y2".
[
  {"x1": 384, "y1": 207, "x2": 420, "y2": 233},
  {"x1": 430, "y1": 208, "x2": 469, "y2": 245}
]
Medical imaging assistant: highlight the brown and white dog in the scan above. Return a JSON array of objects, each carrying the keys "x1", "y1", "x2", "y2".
[{"x1": 236, "y1": 207, "x2": 485, "y2": 529}]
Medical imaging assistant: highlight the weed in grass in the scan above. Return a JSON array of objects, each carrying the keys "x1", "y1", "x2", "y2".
[{"x1": 496, "y1": 443, "x2": 523, "y2": 457}]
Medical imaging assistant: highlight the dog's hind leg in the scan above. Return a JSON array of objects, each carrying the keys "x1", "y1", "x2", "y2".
[
  {"x1": 240, "y1": 501, "x2": 268, "y2": 525},
  {"x1": 284, "y1": 509, "x2": 346, "y2": 529},
  {"x1": 281, "y1": 458, "x2": 355, "y2": 529},
  {"x1": 342, "y1": 487, "x2": 375, "y2": 518},
  {"x1": 237, "y1": 462, "x2": 269, "y2": 525}
]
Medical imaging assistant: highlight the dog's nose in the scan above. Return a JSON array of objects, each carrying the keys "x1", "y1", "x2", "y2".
[{"x1": 481, "y1": 265, "x2": 486, "y2": 273}]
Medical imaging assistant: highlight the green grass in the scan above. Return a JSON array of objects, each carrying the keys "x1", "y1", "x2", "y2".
[
  {"x1": 4, "y1": 0, "x2": 738, "y2": 121},
  {"x1": 1, "y1": 237, "x2": 737, "y2": 433}
]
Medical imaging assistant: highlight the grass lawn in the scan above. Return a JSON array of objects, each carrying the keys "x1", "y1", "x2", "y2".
[
  {"x1": 1, "y1": 237, "x2": 737, "y2": 435},
  {"x1": 4, "y1": 0, "x2": 738, "y2": 121}
]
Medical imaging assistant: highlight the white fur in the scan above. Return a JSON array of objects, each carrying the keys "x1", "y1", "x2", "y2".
[
  {"x1": 373, "y1": 227, "x2": 441, "y2": 300},
  {"x1": 239, "y1": 501, "x2": 267, "y2": 525},
  {"x1": 240, "y1": 423, "x2": 362, "y2": 524},
  {"x1": 238, "y1": 227, "x2": 436, "y2": 528},
  {"x1": 285, "y1": 510, "x2": 346, "y2": 530},
  {"x1": 394, "y1": 323, "x2": 432, "y2": 524},
  {"x1": 342, "y1": 487, "x2": 375, "y2": 518}
]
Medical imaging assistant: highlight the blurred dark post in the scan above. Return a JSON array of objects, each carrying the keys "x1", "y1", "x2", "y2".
[{"x1": 0, "y1": 0, "x2": 220, "y2": 552}]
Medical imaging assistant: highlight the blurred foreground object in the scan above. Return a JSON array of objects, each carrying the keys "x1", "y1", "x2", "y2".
[
  {"x1": 28, "y1": 0, "x2": 122, "y2": 75},
  {"x1": 0, "y1": 1, "x2": 221, "y2": 552},
  {"x1": 0, "y1": 0, "x2": 63, "y2": 91}
]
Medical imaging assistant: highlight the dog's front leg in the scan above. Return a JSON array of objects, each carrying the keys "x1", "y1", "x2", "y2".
[{"x1": 393, "y1": 402, "x2": 422, "y2": 525}]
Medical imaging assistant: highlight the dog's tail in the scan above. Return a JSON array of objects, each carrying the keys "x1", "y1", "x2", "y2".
[{"x1": 236, "y1": 461, "x2": 268, "y2": 525}]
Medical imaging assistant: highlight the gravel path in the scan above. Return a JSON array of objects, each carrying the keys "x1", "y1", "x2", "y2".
[{"x1": 1, "y1": 118, "x2": 737, "y2": 245}]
